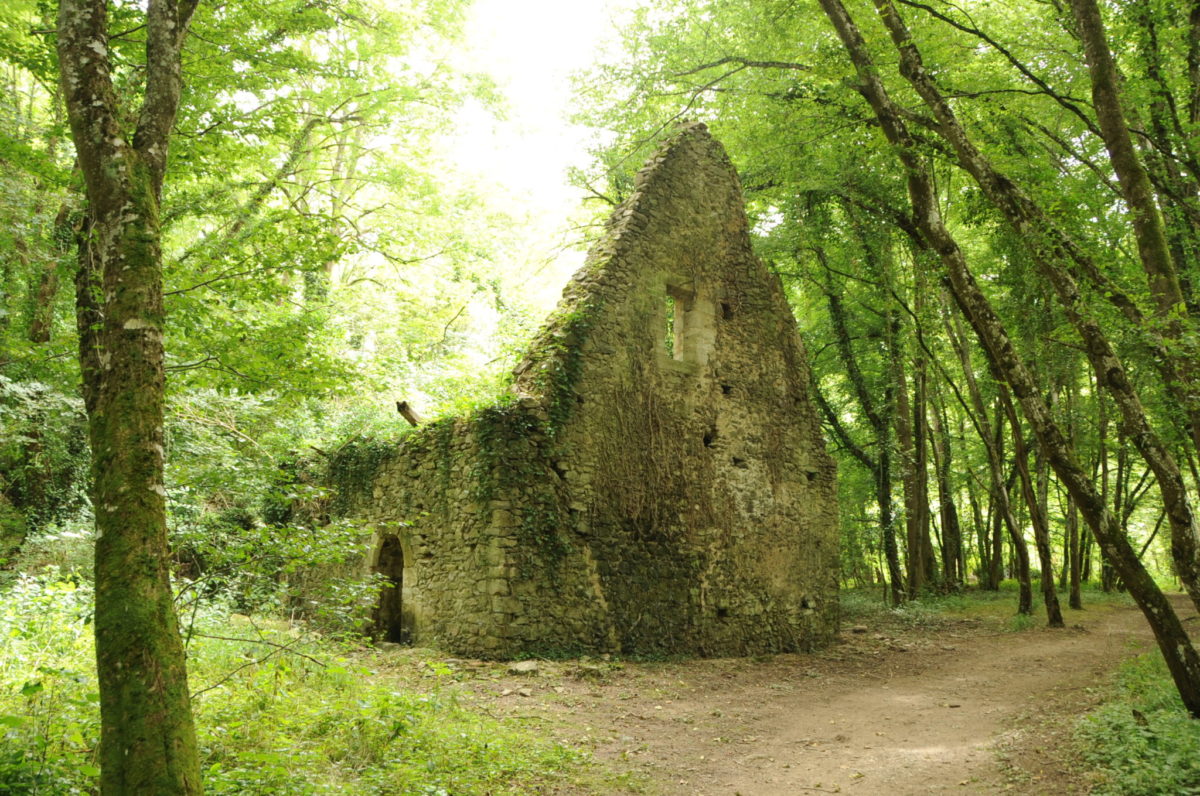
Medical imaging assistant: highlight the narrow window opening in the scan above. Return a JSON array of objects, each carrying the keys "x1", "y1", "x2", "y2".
[
  {"x1": 716, "y1": 607, "x2": 730, "y2": 619},
  {"x1": 720, "y1": 384, "x2": 733, "y2": 395},
  {"x1": 721, "y1": 302, "x2": 733, "y2": 320},
  {"x1": 703, "y1": 427, "x2": 717, "y2": 447},
  {"x1": 664, "y1": 283, "x2": 698, "y2": 361},
  {"x1": 732, "y1": 457, "x2": 747, "y2": 469}
]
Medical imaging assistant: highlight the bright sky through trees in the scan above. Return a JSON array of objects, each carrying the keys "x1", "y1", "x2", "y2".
[{"x1": 446, "y1": 0, "x2": 630, "y2": 306}]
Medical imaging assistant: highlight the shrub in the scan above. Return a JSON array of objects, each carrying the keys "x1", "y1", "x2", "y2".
[
  {"x1": 0, "y1": 572, "x2": 585, "y2": 795},
  {"x1": 1076, "y1": 651, "x2": 1200, "y2": 795}
]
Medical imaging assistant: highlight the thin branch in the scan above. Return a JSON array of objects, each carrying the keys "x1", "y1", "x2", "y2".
[
  {"x1": 895, "y1": 0, "x2": 1100, "y2": 137},
  {"x1": 671, "y1": 56, "x2": 810, "y2": 78}
]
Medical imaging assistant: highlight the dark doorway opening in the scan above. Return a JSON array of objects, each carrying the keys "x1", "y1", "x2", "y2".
[{"x1": 373, "y1": 534, "x2": 408, "y2": 643}]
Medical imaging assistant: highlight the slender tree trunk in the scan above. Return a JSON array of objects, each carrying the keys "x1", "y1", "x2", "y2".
[
  {"x1": 968, "y1": 473, "x2": 989, "y2": 585},
  {"x1": 27, "y1": 203, "x2": 73, "y2": 344},
  {"x1": 886, "y1": 284, "x2": 935, "y2": 597},
  {"x1": 1067, "y1": 496, "x2": 1083, "y2": 609},
  {"x1": 1036, "y1": 451, "x2": 1065, "y2": 620},
  {"x1": 913, "y1": 344, "x2": 936, "y2": 588},
  {"x1": 1069, "y1": 0, "x2": 1196, "y2": 338},
  {"x1": 811, "y1": 258, "x2": 905, "y2": 604},
  {"x1": 988, "y1": 485, "x2": 1004, "y2": 588},
  {"x1": 953, "y1": 316, "x2": 1029, "y2": 604},
  {"x1": 929, "y1": 389, "x2": 962, "y2": 587}
]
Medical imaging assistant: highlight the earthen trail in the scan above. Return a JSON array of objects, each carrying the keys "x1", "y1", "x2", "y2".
[
  {"x1": 697, "y1": 605, "x2": 1153, "y2": 795},
  {"x1": 464, "y1": 598, "x2": 1195, "y2": 795}
]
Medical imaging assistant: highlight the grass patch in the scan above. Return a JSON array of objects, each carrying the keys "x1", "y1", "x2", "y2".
[
  {"x1": 840, "y1": 582, "x2": 1135, "y2": 633},
  {"x1": 0, "y1": 570, "x2": 592, "y2": 794},
  {"x1": 1075, "y1": 651, "x2": 1200, "y2": 795}
]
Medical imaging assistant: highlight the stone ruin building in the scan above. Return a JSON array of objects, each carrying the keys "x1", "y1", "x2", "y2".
[{"x1": 328, "y1": 123, "x2": 838, "y2": 658}]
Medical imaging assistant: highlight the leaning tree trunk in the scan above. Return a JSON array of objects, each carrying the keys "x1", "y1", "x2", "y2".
[
  {"x1": 945, "y1": 303, "x2": 1030, "y2": 606},
  {"x1": 1068, "y1": 0, "x2": 1200, "y2": 452},
  {"x1": 57, "y1": 0, "x2": 202, "y2": 792},
  {"x1": 1003, "y1": 392, "x2": 1065, "y2": 627},
  {"x1": 820, "y1": 0, "x2": 1200, "y2": 716}
]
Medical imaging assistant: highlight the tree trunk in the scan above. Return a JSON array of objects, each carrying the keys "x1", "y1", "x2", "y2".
[
  {"x1": 57, "y1": 0, "x2": 202, "y2": 791},
  {"x1": 27, "y1": 203, "x2": 73, "y2": 344},
  {"x1": 813, "y1": 248, "x2": 906, "y2": 604},
  {"x1": 944, "y1": 298, "x2": 1027, "y2": 602},
  {"x1": 1069, "y1": 0, "x2": 1197, "y2": 396},
  {"x1": 967, "y1": 473, "x2": 990, "y2": 586},
  {"x1": 1067, "y1": 495, "x2": 1083, "y2": 609},
  {"x1": 894, "y1": 316, "x2": 934, "y2": 597},
  {"x1": 929, "y1": 388, "x2": 962, "y2": 587},
  {"x1": 987, "y1": 485, "x2": 1004, "y2": 589}
]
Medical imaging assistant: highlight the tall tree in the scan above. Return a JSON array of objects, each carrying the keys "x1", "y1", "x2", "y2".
[{"x1": 56, "y1": 0, "x2": 201, "y2": 791}]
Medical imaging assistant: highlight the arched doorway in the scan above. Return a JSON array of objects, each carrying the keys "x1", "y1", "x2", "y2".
[{"x1": 373, "y1": 534, "x2": 408, "y2": 643}]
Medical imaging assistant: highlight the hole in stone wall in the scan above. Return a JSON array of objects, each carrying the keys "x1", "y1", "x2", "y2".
[
  {"x1": 721, "y1": 302, "x2": 733, "y2": 320},
  {"x1": 732, "y1": 457, "x2": 747, "y2": 469},
  {"x1": 373, "y1": 535, "x2": 408, "y2": 643},
  {"x1": 720, "y1": 384, "x2": 733, "y2": 395},
  {"x1": 807, "y1": 470, "x2": 819, "y2": 482},
  {"x1": 551, "y1": 460, "x2": 568, "y2": 480},
  {"x1": 703, "y1": 427, "x2": 717, "y2": 447},
  {"x1": 800, "y1": 596, "x2": 814, "y2": 611},
  {"x1": 716, "y1": 607, "x2": 729, "y2": 619}
]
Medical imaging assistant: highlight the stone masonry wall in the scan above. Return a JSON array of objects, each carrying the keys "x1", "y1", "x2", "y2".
[{"x1": 329, "y1": 123, "x2": 838, "y2": 658}]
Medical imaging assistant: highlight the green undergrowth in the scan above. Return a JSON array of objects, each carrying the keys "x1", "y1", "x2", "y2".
[
  {"x1": 1075, "y1": 651, "x2": 1200, "y2": 795},
  {"x1": 840, "y1": 582, "x2": 1135, "y2": 633},
  {"x1": 0, "y1": 570, "x2": 590, "y2": 795}
]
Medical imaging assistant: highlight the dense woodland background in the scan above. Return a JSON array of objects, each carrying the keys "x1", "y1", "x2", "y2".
[{"x1": 2, "y1": 0, "x2": 1200, "y2": 793}]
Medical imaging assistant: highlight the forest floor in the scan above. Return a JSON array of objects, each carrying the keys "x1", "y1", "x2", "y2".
[{"x1": 377, "y1": 591, "x2": 1197, "y2": 795}]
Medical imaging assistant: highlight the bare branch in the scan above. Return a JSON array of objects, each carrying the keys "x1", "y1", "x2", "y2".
[{"x1": 671, "y1": 56, "x2": 810, "y2": 78}]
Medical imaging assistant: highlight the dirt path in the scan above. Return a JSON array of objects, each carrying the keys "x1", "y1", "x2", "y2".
[{"x1": 413, "y1": 596, "x2": 1195, "y2": 794}]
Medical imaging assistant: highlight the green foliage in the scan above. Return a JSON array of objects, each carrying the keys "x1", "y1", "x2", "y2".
[
  {"x1": 1077, "y1": 651, "x2": 1200, "y2": 795},
  {"x1": 325, "y1": 437, "x2": 406, "y2": 517},
  {"x1": 0, "y1": 572, "x2": 98, "y2": 794},
  {"x1": 0, "y1": 376, "x2": 89, "y2": 535},
  {"x1": 0, "y1": 572, "x2": 587, "y2": 795},
  {"x1": 468, "y1": 400, "x2": 570, "y2": 562},
  {"x1": 531, "y1": 300, "x2": 601, "y2": 437}
]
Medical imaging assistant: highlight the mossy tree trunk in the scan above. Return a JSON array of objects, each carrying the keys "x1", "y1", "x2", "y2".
[{"x1": 57, "y1": 0, "x2": 202, "y2": 792}]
